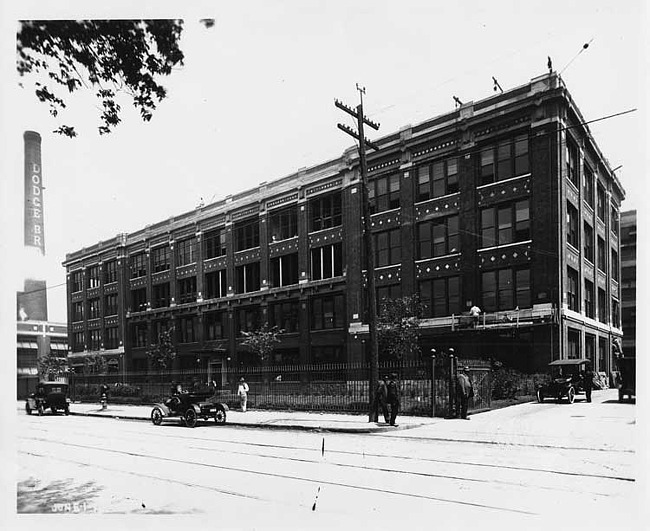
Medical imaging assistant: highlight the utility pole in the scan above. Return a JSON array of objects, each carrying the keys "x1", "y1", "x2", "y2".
[{"x1": 335, "y1": 85, "x2": 380, "y2": 422}]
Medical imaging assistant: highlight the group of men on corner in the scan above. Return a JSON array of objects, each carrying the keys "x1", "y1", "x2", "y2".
[{"x1": 376, "y1": 373, "x2": 401, "y2": 426}]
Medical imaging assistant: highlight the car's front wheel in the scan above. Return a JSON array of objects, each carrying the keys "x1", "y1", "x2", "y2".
[
  {"x1": 151, "y1": 407, "x2": 163, "y2": 426},
  {"x1": 184, "y1": 408, "x2": 197, "y2": 428},
  {"x1": 214, "y1": 407, "x2": 227, "y2": 425},
  {"x1": 536, "y1": 390, "x2": 544, "y2": 403},
  {"x1": 37, "y1": 405, "x2": 44, "y2": 416},
  {"x1": 567, "y1": 386, "x2": 576, "y2": 404}
]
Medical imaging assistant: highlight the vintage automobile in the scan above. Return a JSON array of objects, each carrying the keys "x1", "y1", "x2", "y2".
[
  {"x1": 536, "y1": 359, "x2": 589, "y2": 404},
  {"x1": 616, "y1": 356, "x2": 636, "y2": 402},
  {"x1": 151, "y1": 390, "x2": 228, "y2": 428},
  {"x1": 25, "y1": 382, "x2": 71, "y2": 415}
]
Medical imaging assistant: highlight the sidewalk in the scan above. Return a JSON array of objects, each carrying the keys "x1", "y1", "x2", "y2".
[{"x1": 60, "y1": 402, "x2": 442, "y2": 433}]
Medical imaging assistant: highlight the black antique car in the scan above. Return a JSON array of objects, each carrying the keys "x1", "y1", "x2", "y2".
[
  {"x1": 25, "y1": 382, "x2": 71, "y2": 415},
  {"x1": 536, "y1": 359, "x2": 589, "y2": 404},
  {"x1": 151, "y1": 390, "x2": 228, "y2": 428}
]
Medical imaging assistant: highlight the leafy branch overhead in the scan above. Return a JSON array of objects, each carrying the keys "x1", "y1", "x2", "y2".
[
  {"x1": 377, "y1": 295, "x2": 425, "y2": 361},
  {"x1": 17, "y1": 19, "x2": 185, "y2": 137},
  {"x1": 147, "y1": 326, "x2": 176, "y2": 370},
  {"x1": 241, "y1": 323, "x2": 284, "y2": 362}
]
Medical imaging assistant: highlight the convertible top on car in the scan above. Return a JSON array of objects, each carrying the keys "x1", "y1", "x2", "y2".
[{"x1": 548, "y1": 359, "x2": 590, "y2": 366}]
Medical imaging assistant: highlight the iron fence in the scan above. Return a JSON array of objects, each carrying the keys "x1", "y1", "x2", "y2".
[{"x1": 68, "y1": 357, "x2": 491, "y2": 417}]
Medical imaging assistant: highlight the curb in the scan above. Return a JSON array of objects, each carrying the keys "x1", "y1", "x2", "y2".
[{"x1": 68, "y1": 410, "x2": 422, "y2": 433}]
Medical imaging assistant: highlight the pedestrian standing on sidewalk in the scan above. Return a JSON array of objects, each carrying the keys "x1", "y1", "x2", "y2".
[
  {"x1": 238, "y1": 377, "x2": 249, "y2": 412},
  {"x1": 456, "y1": 366, "x2": 474, "y2": 419},
  {"x1": 386, "y1": 373, "x2": 401, "y2": 426},
  {"x1": 584, "y1": 361, "x2": 594, "y2": 403},
  {"x1": 376, "y1": 375, "x2": 390, "y2": 423}
]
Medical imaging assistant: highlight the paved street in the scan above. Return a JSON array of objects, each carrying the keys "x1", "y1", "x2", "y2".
[{"x1": 14, "y1": 389, "x2": 639, "y2": 529}]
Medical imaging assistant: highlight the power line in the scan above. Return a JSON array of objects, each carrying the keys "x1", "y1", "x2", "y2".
[{"x1": 18, "y1": 281, "x2": 67, "y2": 295}]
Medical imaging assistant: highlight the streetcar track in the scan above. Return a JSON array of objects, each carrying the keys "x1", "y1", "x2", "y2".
[
  {"x1": 22, "y1": 422, "x2": 635, "y2": 483},
  {"x1": 19, "y1": 437, "x2": 538, "y2": 515}
]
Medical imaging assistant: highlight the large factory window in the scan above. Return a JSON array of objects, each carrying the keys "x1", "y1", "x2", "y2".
[
  {"x1": 235, "y1": 218, "x2": 260, "y2": 251},
  {"x1": 176, "y1": 237, "x2": 197, "y2": 266},
  {"x1": 417, "y1": 215, "x2": 459, "y2": 259},
  {"x1": 104, "y1": 260, "x2": 118, "y2": 284},
  {"x1": 152, "y1": 245, "x2": 170, "y2": 272},
  {"x1": 177, "y1": 276, "x2": 197, "y2": 304},
  {"x1": 419, "y1": 276, "x2": 460, "y2": 318},
  {"x1": 311, "y1": 243, "x2": 343, "y2": 280},
  {"x1": 269, "y1": 206, "x2": 298, "y2": 242},
  {"x1": 368, "y1": 174, "x2": 400, "y2": 213},
  {"x1": 235, "y1": 262, "x2": 260, "y2": 293},
  {"x1": 204, "y1": 228, "x2": 227, "y2": 258},
  {"x1": 309, "y1": 192, "x2": 342, "y2": 232},
  {"x1": 270, "y1": 253, "x2": 299, "y2": 287},
  {"x1": 130, "y1": 253, "x2": 147, "y2": 279},
  {"x1": 205, "y1": 269, "x2": 228, "y2": 299}
]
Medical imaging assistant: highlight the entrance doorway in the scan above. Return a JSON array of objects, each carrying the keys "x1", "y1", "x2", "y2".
[{"x1": 208, "y1": 360, "x2": 227, "y2": 389}]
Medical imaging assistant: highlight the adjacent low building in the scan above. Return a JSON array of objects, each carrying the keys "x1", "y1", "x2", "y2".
[{"x1": 62, "y1": 71, "x2": 624, "y2": 379}]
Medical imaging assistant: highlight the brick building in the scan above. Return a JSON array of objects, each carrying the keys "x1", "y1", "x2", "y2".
[
  {"x1": 62, "y1": 71, "x2": 624, "y2": 377},
  {"x1": 620, "y1": 210, "x2": 636, "y2": 357}
]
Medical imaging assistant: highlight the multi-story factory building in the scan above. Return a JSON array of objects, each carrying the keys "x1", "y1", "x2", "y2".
[{"x1": 62, "y1": 71, "x2": 624, "y2": 376}]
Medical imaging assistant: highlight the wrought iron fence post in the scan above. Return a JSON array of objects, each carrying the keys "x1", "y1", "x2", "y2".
[
  {"x1": 448, "y1": 349, "x2": 456, "y2": 418},
  {"x1": 430, "y1": 350, "x2": 436, "y2": 418}
]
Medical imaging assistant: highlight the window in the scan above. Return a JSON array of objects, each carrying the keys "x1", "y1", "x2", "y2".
[
  {"x1": 269, "y1": 207, "x2": 298, "y2": 242},
  {"x1": 271, "y1": 348, "x2": 300, "y2": 366},
  {"x1": 89, "y1": 329, "x2": 101, "y2": 351},
  {"x1": 130, "y1": 253, "x2": 147, "y2": 278},
  {"x1": 597, "y1": 236, "x2": 606, "y2": 272},
  {"x1": 177, "y1": 276, "x2": 197, "y2": 304},
  {"x1": 481, "y1": 200, "x2": 530, "y2": 248},
  {"x1": 130, "y1": 287, "x2": 147, "y2": 312},
  {"x1": 417, "y1": 158, "x2": 459, "y2": 202},
  {"x1": 567, "y1": 329, "x2": 580, "y2": 359},
  {"x1": 104, "y1": 260, "x2": 118, "y2": 284},
  {"x1": 105, "y1": 327, "x2": 119, "y2": 349},
  {"x1": 374, "y1": 229, "x2": 401, "y2": 267},
  {"x1": 480, "y1": 134, "x2": 529, "y2": 186},
  {"x1": 72, "y1": 270, "x2": 83, "y2": 292},
  {"x1": 72, "y1": 301, "x2": 84, "y2": 322},
  {"x1": 611, "y1": 249, "x2": 619, "y2": 281},
  {"x1": 567, "y1": 267, "x2": 579, "y2": 312},
  {"x1": 204, "y1": 311, "x2": 228, "y2": 340},
  {"x1": 417, "y1": 215, "x2": 459, "y2": 259},
  {"x1": 204, "y1": 228, "x2": 226, "y2": 259},
  {"x1": 152, "y1": 246, "x2": 170, "y2": 272},
  {"x1": 176, "y1": 237, "x2": 197, "y2": 266},
  {"x1": 598, "y1": 288, "x2": 607, "y2": 323},
  {"x1": 235, "y1": 262, "x2": 260, "y2": 293},
  {"x1": 585, "y1": 334, "x2": 596, "y2": 364},
  {"x1": 311, "y1": 243, "x2": 343, "y2": 280},
  {"x1": 585, "y1": 280, "x2": 594, "y2": 318},
  {"x1": 583, "y1": 222, "x2": 594, "y2": 262},
  {"x1": 152, "y1": 283, "x2": 170, "y2": 308},
  {"x1": 597, "y1": 183, "x2": 606, "y2": 220},
  {"x1": 178, "y1": 316, "x2": 198, "y2": 343},
  {"x1": 612, "y1": 299, "x2": 620, "y2": 328},
  {"x1": 311, "y1": 293, "x2": 345, "y2": 330},
  {"x1": 235, "y1": 218, "x2": 260, "y2": 251},
  {"x1": 269, "y1": 300, "x2": 300, "y2": 333},
  {"x1": 481, "y1": 267, "x2": 530, "y2": 312},
  {"x1": 598, "y1": 338, "x2": 607, "y2": 373},
  {"x1": 205, "y1": 269, "x2": 228, "y2": 299},
  {"x1": 419, "y1": 276, "x2": 461, "y2": 318},
  {"x1": 583, "y1": 165, "x2": 594, "y2": 207},
  {"x1": 87, "y1": 266, "x2": 100, "y2": 289},
  {"x1": 311, "y1": 346, "x2": 345, "y2": 364},
  {"x1": 105, "y1": 293, "x2": 118, "y2": 316},
  {"x1": 368, "y1": 174, "x2": 400, "y2": 214},
  {"x1": 270, "y1": 253, "x2": 299, "y2": 287},
  {"x1": 88, "y1": 298, "x2": 100, "y2": 319},
  {"x1": 610, "y1": 206, "x2": 619, "y2": 236},
  {"x1": 73, "y1": 331, "x2": 84, "y2": 352},
  {"x1": 132, "y1": 322, "x2": 148, "y2": 348},
  {"x1": 309, "y1": 192, "x2": 342, "y2": 232},
  {"x1": 236, "y1": 306, "x2": 260, "y2": 335},
  {"x1": 566, "y1": 140, "x2": 579, "y2": 187},
  {"x1": 377, "y1": 284, "x2": 402, "y2": 303},
  {"x1": 567, "y1": 202, "x2": 579, "y2": 248}
]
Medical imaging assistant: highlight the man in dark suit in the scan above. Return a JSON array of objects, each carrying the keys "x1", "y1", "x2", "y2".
[
  {"x1": 584, "y1": 361, "x2": 595, "y2": 403},
  {"x1": 456, "y1": 366, "x2": 474, "y2": 419},
  {"x1": 386, "y1": 373, "x2": 401, "y2": 426},
  {"x1": 376, "y1": 375, "x2": 390, "y2": 423}
]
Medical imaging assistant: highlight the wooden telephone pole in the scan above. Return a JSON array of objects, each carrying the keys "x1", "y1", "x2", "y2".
[{"x1": 335, "y1": 85, "x2": 381, "y2": 421}]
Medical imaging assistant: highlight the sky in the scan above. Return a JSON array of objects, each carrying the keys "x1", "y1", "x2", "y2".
[{"x1": 0, "y1": 0, "x2": 647, "y2": 325}]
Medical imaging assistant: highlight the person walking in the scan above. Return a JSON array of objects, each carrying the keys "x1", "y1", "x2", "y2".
[
  {"x1": 376, "y1": 375, "x2": 390, "y2": 423},
  {"x1": 386, "y1": 373, "x2": 401, "y2": 426},
  {"x1": 456, "y1": 366, "x2": 474, "y2": 419},
  {"x1": 238, "y1": 377, "x2": 250, "y2": 412},
  {"x1": 584, "y1": 361, "x2": 594, "y2": 403}
]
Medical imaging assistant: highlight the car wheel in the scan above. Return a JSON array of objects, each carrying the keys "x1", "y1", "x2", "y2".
[
  {"x1": 214, "y1": 407, "x2": 227, "y2": 425},
  {"x1": 184, "y1": 408, "x2": 197, "y2": 428},
  {"x1": 618, "y1": 389, "x2": 624, "y2": 402},
  {"x1": 151, "y1": 407, "x2": 163, "y2": 426},
  {"x1": 536, "y1": 390, "x2": 544, "y2": 403},
  {"x1": 567, "y1": 387, "x2": 575, "y2": 404},
  {"x1": 37, "y1": 405, "x2": 44, "y2": 416},
  {"x1": 25, "y1": 404, "x2": 32, "y2": 415}
]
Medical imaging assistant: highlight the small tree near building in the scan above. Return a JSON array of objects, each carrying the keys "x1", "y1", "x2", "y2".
[
  {"x1": 377, "y1": 295, "x2": 425, "y2": 361},
  {"x1": 241, "y1": 323, "x2": 284, "y2": 363},
  {"x1": 83, "y1": 352, "x2": 108, "y2": 375},
  {"x1": 147, "y1": 327, "x2": 176, "y2": 371},
  {"x1": 37, "y1": 353, "x2": 68, "y2": 381}
]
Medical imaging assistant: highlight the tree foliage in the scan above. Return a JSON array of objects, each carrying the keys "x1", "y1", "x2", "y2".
[
  {"x1": 17, "y1": 19, "x2": 185, "y2": 137},
  {"x1": 37, "y1": 352, "x2": 68, "y2": 381},
  {"x1": 83, "y1": 352, "x2": 108, "y2": 375},
  {"x1": 241, "y1": 323, "x2": 284, "y2": 362},
  {"x1": 147, "y1": 326, "x2": 176, "y2": 370},
  {"x1": 377, "y1": 295, "x2": 425, "y2": 361}
]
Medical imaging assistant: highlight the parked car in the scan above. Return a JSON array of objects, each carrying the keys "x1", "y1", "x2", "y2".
[
  {"x1": 25, "y1": 382, "x2": 71, "y2": 415},
  {"x1": 616, "y1": 356, "x2": 636, "y2": 402},
  {"x1": 151, "y1": 390, "x2": 228, "y2": 428},
  {"x1": 536, "y1": 359, "x2": 589, "y2": 404}
]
